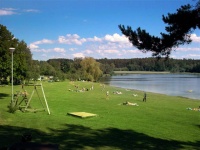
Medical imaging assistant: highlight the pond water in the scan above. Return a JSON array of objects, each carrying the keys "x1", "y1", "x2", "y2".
[{"x1": 100, "y1": 73, "x2": 200, "y2": 100}]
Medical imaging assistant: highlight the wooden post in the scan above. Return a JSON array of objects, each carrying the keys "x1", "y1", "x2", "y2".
[
  {"x1": 40, "y1": 83, "x2": 50, "y2": 115},
  {"x1": 25, "y1": 90, "x2": 34, "y2": 110}
]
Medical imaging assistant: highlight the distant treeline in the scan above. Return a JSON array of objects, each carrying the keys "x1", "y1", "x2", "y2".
[
  {"x1": 97, "y1": 58, "x2": 200, "y2": 73},
  {"x1": 26, "y1": 57, "x2": 200, "y2": 83},
  {"x1": 44, "y1": 58, "x2": 200, "y2": 76}
]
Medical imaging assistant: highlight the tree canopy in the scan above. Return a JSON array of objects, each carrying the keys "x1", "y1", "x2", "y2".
[
  {"x1": 119, "y1": 1, "x2": 200, "y2": 58},
  {"x1": 0, "y1": 24, "x2": 33, "y2": 84},
  {"x1": 80, "y1": 57, "x2": 102, "y2": 81}
]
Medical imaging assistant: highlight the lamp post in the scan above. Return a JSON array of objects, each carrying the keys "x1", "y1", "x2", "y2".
[{"x1": 9, "y1": 47, "x2": 15, "y2": 102}]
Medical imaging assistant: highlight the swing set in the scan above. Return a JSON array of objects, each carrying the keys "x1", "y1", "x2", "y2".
[{"x1": 12, "y1": 83, "x2": 50, "y2": 115}]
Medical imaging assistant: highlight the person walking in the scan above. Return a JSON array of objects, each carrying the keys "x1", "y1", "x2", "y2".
[{"x1": 143, "y1": 92, "x2": 147, "y2": 102}]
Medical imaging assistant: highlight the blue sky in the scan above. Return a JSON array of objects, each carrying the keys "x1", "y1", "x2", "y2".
[{"x1": 1, "y1": 0, "x2": 200, "y2": 60}]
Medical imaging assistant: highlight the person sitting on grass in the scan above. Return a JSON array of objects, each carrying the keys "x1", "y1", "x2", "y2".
[
  {"x1": 106, "y1": 91, "x2": 109, "y2": 99},
  {"x1": 193, "y1": 106, "x2": 200, "y2": 111}
]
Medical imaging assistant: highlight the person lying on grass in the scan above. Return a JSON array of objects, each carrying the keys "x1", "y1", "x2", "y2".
[
  {"x1": 122, "y1": 101, "x2": 139, "y2": 106},
  {"x1": 187, "y1": 106, "x2": 200, "y2": 111}
]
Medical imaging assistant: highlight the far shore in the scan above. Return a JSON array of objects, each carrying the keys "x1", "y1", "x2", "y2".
[{"x1": 114, "y1": 71, "x2": 170, "y2": 74}]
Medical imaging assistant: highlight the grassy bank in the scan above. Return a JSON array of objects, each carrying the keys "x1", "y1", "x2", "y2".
[{"x1": 0, "y1": 81, "x2": 199, "y2": 149}]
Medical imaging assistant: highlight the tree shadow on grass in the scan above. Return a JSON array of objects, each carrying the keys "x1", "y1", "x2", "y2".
[
  {"x1": 0, "y1": 93, "x2": 9, "y2": 100},
  {"x1": 196, "y1": 124, "x2": 200, "y2": 129},
  {"x1": 0, "y1": 124, "x2": 199, "y2": 150}
]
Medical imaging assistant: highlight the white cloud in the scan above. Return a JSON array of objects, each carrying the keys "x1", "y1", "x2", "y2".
[
  {"x1": 57, "y1": 33, "x2": 130, "y2": 46},
  {"x1": 41, "y1": 49, "x2": 51, "y2": 53},
  {"x1": 122, "y1": 49, "x2": 142, "y2": 54},
  {"x1": 96, "y1": 49, "x2": 103, "y2": 54},
  {"x1": 176, "y1": 54, "x2": 200, "y2": 59},
  {"x1": 69, "y1": 48, "x2": 76, "y2": 51},
  {"x1": 187, "y1": 54, "x2": 200, "y2": 57},
  {"x1": 0, "y1": 8, "x2": 17, "y2": 16},
  {"x1": 177, "y1": 47, "x2": 200, "y2": 52},
  {"x1": 104, "y1": 33, "x2": 129, "y2": 43},
  {"x1": 29, "y1": 43, "x2": 39, "y2": 49},
  {"x1": 58, "y1": 34, "x2": 86, "y2": 45},
  {"x1": 97, "y1": 42, "x2": 131, "y2": 51},
  {"x1": 23, "y1": 9, "x2": 40, "y2": 13},
  {"x1": 29, "y1": 39, "x2": 54, "y2": 49},
  {"x1": 84, "y1": 50, "x2": 93, "y2": 54},
  {"x1": 190, "y1": 34, "x2": 200, "y2": 43},
  {"x1": 33, "y1": 39, "x2": 54, "y2": 45},
  {"x1": 41, "y1": 54, "x2": 48, "y2": 58},
  {"x1": 98, "y1": 44, "x2": 111, "y2": 50},
  {"x1": 87, "y1": 36, "x2": 102, "y2": 42},
  {"x1": 29, "y1": 32, "x2": 200, "y2": 60},
  {"x1": 73, "y1": 53, "x2": 85, "y2": 58},
  {"x1": 104, "y1": 49, "x2": 120, "y2": 54},
  {"x1": 53, "y1": 48, "x2": 65, "y2": 53},
  {"x1": 0, "y1": 8, "x2": 40, "y2": 16},
  {"x1": 31, "y1": 49, "x2": 41, "y2": 52},
  {"x1": 31, "y1": 48, "x2": 51, "y2": 53}
]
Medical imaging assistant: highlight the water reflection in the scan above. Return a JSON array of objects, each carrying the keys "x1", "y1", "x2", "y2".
[{"x1": 100, "y1": 74, "x2": 200, "y2": 100}]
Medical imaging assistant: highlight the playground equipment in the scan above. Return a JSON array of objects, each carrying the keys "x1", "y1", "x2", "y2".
[{"x1": 11, "y1": 83, "x2": 50, "y2": 115}]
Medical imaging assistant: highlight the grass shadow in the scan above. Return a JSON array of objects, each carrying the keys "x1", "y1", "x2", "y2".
[
  {"x1": 0, "y1": 93, "x2": 9, "y2": 100},
  {"x1": 196, "y1": 124, "x2": 200, "y2": 129},
  {"x1": 0, "y1": 124, "x2": 199, "y2": 150}
]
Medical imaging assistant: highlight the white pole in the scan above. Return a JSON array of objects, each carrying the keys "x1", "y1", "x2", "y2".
[
  {"x1": 41, "y1": 83, "x2": 50, "y2": 115},
  {"x1": 12, "y1": 50, "x2": 13, "y2": 102},
  {"x1": 9, "y1": 48, "x2": 15, "y2": 103}
]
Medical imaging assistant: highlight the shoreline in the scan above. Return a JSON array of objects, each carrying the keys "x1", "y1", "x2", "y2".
[
  {"x1": 100, "y1": 73, "x2": 200, "y2": 100},
  {"x1": 108, "y1": 84, "x2": 200, "y2": 101},
  {"x1": 113, "y1": 71, "x2": 200, "y2": 75},
  {"x1": 114, "y1": 71, "x2": 170, "y2": 74}
]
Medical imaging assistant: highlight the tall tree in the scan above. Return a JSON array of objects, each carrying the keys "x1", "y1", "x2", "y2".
[
  {"x1": 40, "y1": 61, "x2": 56, "y2": 76},
  {"x1": 119, "y1": 1, "x2": 200, "y2": 58},
  {"x1": 0, "y1": 24, "x2": 33, "y2": 84},
  {"x1": 26, "y1": 60, "x2": 40, "y2": 82},
  {"x1": 14, "y1": 40, "x2": 33, "y2": 83},
  {"x1": 0, "y1": 24, "x2": 17, "y2": 83},
  {"x1": 80, "y1": 57, "x2": 102, "y2": 81}
]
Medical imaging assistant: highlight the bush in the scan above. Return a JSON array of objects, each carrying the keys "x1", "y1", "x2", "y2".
[{"x1": 8, "y1": 101, "x2": 18, "y2": 113}]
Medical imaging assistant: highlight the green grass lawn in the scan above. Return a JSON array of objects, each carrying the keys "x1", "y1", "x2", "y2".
[{"x1": 0, "y1": 81, "x2": 200, "y2": 149}]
